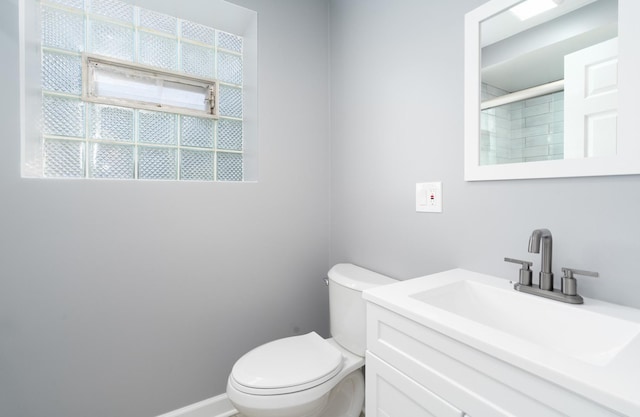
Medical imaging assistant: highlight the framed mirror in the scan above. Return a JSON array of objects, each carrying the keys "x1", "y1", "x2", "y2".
[{"x1": 464, "y1": 0, "x2": 640, "y2": 180}]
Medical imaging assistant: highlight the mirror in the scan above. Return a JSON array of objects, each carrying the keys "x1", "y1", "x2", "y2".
[
  {"x1": 481, "y1": 0, "x2": 618, "y2": 165},
  {"x1": 464, "y1": 0, "x2": 640, "y2": 180}
]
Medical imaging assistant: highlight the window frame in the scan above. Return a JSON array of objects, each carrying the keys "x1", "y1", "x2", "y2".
[{"x1": 82, "y1": 53, "x2": 220, "y2": 120}]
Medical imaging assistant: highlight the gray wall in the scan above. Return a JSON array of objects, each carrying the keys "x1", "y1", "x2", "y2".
[
  {"x1": 330, "y1": 0, "x2": 640, "y2": 310},
  {"x1": 0, "y1": 0, "x2": 330, "y2": 416}
]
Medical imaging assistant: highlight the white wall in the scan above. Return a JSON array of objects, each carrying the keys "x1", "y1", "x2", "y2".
[
  {"x1": 0, "y1": 0, "x2": 330, "y2": 416},
  {"x1": 330, "y1": 0, "x2": 640, "y2": 310}
]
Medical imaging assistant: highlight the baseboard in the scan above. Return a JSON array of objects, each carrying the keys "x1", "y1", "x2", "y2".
[{"x1": 156, "y1": 393, "x2": 238, "y2": 417}]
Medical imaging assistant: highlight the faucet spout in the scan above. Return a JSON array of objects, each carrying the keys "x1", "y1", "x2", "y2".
[{"x1": 528, "y1": 229, "x2": 553, "y2": 290}]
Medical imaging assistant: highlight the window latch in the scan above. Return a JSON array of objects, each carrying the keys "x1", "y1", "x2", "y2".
[{"x1": 207, "y1": 85, "x2": 216, "y2": 115}]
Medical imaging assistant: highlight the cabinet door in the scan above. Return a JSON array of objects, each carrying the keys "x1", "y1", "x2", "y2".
[{"x1": 366, "y1": 352, "x2": 465, "y2": 417}]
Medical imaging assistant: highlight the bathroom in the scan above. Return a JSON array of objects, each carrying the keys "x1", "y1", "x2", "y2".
[{"x1": 1, "y1": 0, "x2": 639, "y2": 416}]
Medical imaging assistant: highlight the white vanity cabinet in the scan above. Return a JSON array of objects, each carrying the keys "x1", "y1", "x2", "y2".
[{"x1": 364, "y1": 301, "x2": 628, "y2": 417}]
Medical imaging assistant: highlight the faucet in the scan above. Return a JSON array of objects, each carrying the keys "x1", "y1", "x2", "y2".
[
  {"x1": 528, "y1": 228, "x2": 553, "y2": 291},
  {"x1": 505, "y1": 228, "x2": 599, "y2": 304}
]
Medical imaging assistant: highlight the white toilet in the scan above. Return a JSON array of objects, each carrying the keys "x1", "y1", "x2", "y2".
[{"x1": 226, "y1": 263, "x2": 395, "y2": 417}]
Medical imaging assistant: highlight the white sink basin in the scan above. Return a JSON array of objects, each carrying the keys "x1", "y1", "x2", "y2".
[{"x1": 410, "y1": 279, "x2": 640, "y2": 366}]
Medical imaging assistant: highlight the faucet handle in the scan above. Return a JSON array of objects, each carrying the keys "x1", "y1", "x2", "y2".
[
  {"x1": 504, "y1": 257, "x2": 533, "y2": 286},
  {"x1": 561, "y1": 267, "x2": 598, "y2": 296},
  {"x1": 504, "y1": 257, "x2": 533, "y2": 268},
  {"x1": 561, "y1": 267, "x2": 598, "y2": 278}
]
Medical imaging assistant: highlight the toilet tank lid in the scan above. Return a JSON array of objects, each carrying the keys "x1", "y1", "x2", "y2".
[{"x1": 328, "y1": 263, "x2": 396, "y2": 291}]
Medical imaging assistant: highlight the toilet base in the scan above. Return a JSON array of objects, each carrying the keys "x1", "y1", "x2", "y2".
[{"x1": 317, "y1": 370, "x2": 364, "y2": 417}]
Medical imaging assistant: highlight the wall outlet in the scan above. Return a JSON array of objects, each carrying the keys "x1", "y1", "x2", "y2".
[{"x1": 416, "y1": 182, "x2": 442, "y2": 213}]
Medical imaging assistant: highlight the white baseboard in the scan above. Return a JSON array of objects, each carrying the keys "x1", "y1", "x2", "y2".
[{"x1": 156, "y1": 393, "x2": 238, "y2": 417}]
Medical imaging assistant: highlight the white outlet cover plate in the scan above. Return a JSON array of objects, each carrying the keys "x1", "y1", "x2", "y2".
[{"x1": 416, "y1": 182, "x2": 442, "y2": 213}]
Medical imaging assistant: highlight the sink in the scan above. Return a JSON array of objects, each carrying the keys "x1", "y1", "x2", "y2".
[
  {"x1": 363, "y1": 268, "x2": 640, "y2": 415},
  {"x1": 411, "y1": 279, "x2": 640, "y2": 366}
]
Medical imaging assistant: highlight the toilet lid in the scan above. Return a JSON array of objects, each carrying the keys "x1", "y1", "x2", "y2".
[{"x1": 231, "y1": 332, "x2": 343, "y2": 394}]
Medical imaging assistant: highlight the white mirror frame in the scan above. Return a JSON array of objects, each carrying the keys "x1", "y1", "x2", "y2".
[{"x1": 464, "y1": 0, "x2": 640, "y2": 181}]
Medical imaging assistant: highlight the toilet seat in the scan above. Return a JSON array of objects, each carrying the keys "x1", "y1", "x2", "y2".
[{"x1": 230, "y1": 332, "x2": 344, "y2": 395}]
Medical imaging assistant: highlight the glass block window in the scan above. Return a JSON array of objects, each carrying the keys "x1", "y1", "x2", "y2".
[{"x1": 39, "y1": 0, "x2": 244, "y2": 181}]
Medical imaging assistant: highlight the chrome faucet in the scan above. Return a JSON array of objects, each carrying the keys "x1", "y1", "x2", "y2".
[
  {"x1": 505, "y1": 228, "x2": 599, "y2": 304},
  {"x1": 528, "y1": 228, "x2": 553, "y2": 291}
]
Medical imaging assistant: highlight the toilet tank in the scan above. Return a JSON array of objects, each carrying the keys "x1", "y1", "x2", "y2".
[{"x1": 328, "y1": 263, "x2": 396, "y2": 356}]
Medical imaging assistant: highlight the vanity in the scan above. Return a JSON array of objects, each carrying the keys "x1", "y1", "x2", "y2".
[{"x1": 362, "y1": 269, "x2": 640, "y2": 417}]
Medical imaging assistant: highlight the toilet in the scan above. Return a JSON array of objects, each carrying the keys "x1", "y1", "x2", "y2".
[{"x1": 226, "y1": 263, "x2": 395, "y2": 417}]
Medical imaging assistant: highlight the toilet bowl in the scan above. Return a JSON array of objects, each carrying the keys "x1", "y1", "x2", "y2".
[
  {"x1": 226, "y1": 264, "x2": 395, "y2": 417},
  {"x1": 227, "y1": 334, "x2": 364, "y2": 417}
]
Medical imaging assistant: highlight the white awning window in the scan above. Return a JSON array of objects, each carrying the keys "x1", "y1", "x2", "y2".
[{"x1": 83, "y1": 55, "x2": 218, "y2": 118}]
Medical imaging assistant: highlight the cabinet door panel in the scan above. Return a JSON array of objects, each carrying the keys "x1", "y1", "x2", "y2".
[
  {"x1": 366, "y1": 303, "x2": 621, "y2": 417},
  {"x1": 366, "y1": 352, "x2": 464, "y2": 417}
]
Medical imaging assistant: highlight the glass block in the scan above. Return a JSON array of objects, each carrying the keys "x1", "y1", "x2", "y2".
[
  {"x1": 41, "y1": 6, "x2": 84, "y2": 52},
  {"x1": 42, "y1": 51, "x2": 82, "y2": 95},
  {"x1": 43, "y1": 95, "x2": 85, "y2": 138},
  {"x1": 138, "y1": 146, "x2": 177, "y2": 180},
  {"x1": 138, "y1": 110, "x2": 177, "y2": 145},
  {"x1": 139, "y1": 8, "x2": 177, "y2": 35},
  {"x1": 88, "y1": 143, "x2": 134, "y2": 178},
  {"x1": 217, "y1": 152, "x2": 243, "y2": 181},
  {"x1": 181, "y1": 43, "x2": 215, "y2": 79},
  {"x1": 138, "y1": 31, "x2": 178, "y2": 70},
  {"x1": 89, "y1": 19, "x2": 134, "y2": 61},
  {"x1": 217, "y1": 31, "x2": 242, "y2": 53},
  {"x1": 44, "y1": 139, "x2": 85, "y2": 178},
  {"x1": 89, "y1": 104, "x2": 134, "y2": 142},
  {"x1": 47, "y1": 0, "x2": 84, "y2": 10},
  {"x1": 219, "y1": 85, "x2": 242, "y2": 118},
  {"x1": 88, "y1": 0, "x2": 134, "y2": 23},
  {"x1": 180, "y1": 150, "x2": 214, "y2": 181},
  {"x1": 181, "y1": 116, "x2": 214, "y2": 148},
  {"x1": 217, "y1": 118, "x2": 242, "y2": 150},
  {"x1": 181, "y1": 20, "x2": 215, "y2": 45},
  {"x1": 217, "y1": 52, "x2": 242, "y2": 85}
]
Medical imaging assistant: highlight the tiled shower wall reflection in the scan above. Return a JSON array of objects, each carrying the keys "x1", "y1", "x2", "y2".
[
  {"x1": 480, "y1": 83, "x2": 564, "y2": 166},
  {"x1": 40, "y1": 0, "x2": 244, "y2": 181}
]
